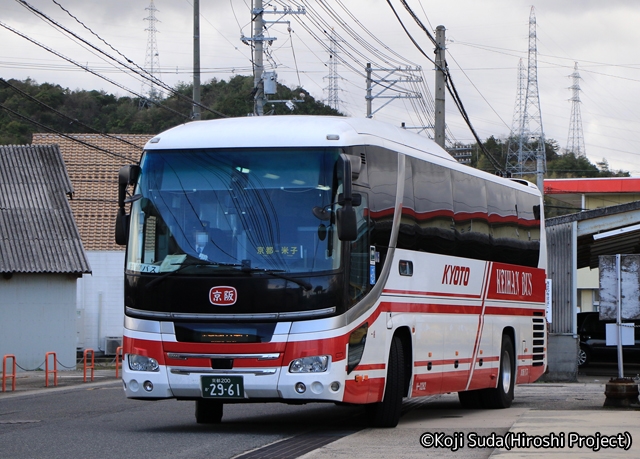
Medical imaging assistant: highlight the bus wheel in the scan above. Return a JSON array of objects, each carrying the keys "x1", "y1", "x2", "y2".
[
  {"x1": 195, "y1": 399, "x2": 223, "y2": 424},
  {"x1": 482, "y1": 335, "x2": 515, "y2": 409},
  {"x1": 368, "y1": 336, "x2": 404, "y2": 428},
  {"x1": 458, "y1": 389, "x2": 483, "y2": 409}
]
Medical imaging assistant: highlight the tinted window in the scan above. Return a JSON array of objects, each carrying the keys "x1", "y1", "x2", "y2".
[
  {"x1": 452, "y1": 170, "x2": 490, "y2": 260},
  {"x1": 365, "y1": 146, "x2": 398, "y2": 249},
  {"x1": 405, "y1": 157, "x2": 455, "y2": 255}
]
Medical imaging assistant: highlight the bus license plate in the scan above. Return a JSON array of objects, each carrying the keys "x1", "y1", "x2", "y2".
[{"x1": 201, "y1": 375, "x2": 244, "y2": 399}]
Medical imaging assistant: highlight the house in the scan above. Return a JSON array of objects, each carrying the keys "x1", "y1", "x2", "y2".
[
  {"x1": 32, "y1": 133, "x2": 152, "y2": 354},
  {"x1": 0, "y1": 144, "x2": 91, "y2": 370}
]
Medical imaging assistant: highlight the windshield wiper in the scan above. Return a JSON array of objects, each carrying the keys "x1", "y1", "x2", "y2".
[
  {"x1": 144, "y1": 259, "x2": 242, "y2": 288},
  {"x1": 143, "y1": 259, "x2": 312, "y2": 291},
  {"x1": 239, "y1": 265, "x2": 313, "y2": 291}
]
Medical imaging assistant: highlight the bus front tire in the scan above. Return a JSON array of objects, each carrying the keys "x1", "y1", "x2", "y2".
[
  {"x1": 482, "y1": 335, "x2": 515, "y2": 409},
  {"x1": 368, "y1": 336, "x2": 404, "y2": 428},
  {"x1": 195, "y1": 399, "x2": 223, "y2": 424}
]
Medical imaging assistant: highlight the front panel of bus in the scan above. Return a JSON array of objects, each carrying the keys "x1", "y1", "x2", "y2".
[{"x1": 121, "y1": 147, "x2": 374, "y2": 402}]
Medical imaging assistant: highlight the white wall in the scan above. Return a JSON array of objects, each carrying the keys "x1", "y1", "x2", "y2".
[
  {"x1": 0, "y1": 273, "x2": 77, "y2": 370},
  {"x1": 76, "y1": 251, "x2": 125, "y2": 352},
  {"x1": 577, "y1": 267, "x2": 600, "y2": 312}
]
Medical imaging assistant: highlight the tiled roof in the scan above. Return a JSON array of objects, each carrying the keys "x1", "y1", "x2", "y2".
[
  {"x1": 0, "y1": 144, "x2": 91, "y2": 274},
  {"x1": 32, "y1": 133, "x2": 152, "y2": 251}
]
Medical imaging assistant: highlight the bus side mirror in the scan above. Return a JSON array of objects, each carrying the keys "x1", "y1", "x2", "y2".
[
  {"x1": 117, "y1": 165, "x2": 140, "y2": 208},
  {"x1": 336, "y1": 154, "x2": 359, "y2": 241},
  {"x1": 115, "y1": 165, "x2": 140, "y2": 245},
  {"x1": 115, "y1": 207, "x2": 129, "y2": 246}
]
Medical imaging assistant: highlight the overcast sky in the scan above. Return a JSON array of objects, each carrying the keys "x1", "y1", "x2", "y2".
[{"x1": 2, "y1": 0, "x2": 640, "y2": 175}]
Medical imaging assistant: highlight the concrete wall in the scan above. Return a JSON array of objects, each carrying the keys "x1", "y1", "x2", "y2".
[
  {"x1": 586, "y1": 194, "x2": 639, "y2": 210},
  {"x1": 544, "y1": 334, "x2": 579, "y2": 382},
  {"x1": 76, "y1": 251, "x2": 125, "y2": 353},
  {"x1": 0, "y1": 273, "x2": 77, "y2": 370}
]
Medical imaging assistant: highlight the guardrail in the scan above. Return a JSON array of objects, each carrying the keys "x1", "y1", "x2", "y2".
[{"x1": 2, "y1": 350, "x2": 123, "y2": 392}]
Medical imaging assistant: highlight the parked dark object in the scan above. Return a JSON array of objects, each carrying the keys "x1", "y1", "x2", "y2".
[{"x1": 577, "y1": 312, "x2": 640, "y2": 367}]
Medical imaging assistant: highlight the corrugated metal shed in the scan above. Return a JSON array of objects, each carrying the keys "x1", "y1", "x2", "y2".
[
  {"x1": 545, "y1": 200, "x2": 640, "y2": 334},
  {"x1": 546, "y1": 222, "x2": 574, "y2": 334},
  {"x1": 0, "y1": 144, "x2": 91, "y2": 274},
  {"x1": 547, "y1": 200, "x2": 640, "y2": 269}
]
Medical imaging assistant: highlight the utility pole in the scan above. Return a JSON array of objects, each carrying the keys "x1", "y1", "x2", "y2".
[
  {"x1": 252, "y1": 0, "x2": 265, "y2": 116},
  {"x1": 193, "y1": 0, "x2": 201, "y2": 120},
  {"x1": 434, "y1": 25, "x2": 446, "y2": 148},
  {"x1": 366, "y1": 63, "x2": 372, "y2": 117},
  {"x1": 243, "y1": 1, "x2": 305, "y2": 115}
]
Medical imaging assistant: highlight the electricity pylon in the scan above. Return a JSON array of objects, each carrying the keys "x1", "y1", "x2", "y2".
[
  {"x1": 140, "y1": 0, "x2": 162, "y2": 108},
  {"x1": 566, "y1": 62, "x2": 586, "y2": 157},
  {"x1": 506, "y1": 7, "x2": 546, "y2": 191}
]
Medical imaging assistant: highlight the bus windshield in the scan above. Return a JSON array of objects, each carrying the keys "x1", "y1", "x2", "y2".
[{"x1": 126, "y1": 147, "x2": 342, "y2": 275}]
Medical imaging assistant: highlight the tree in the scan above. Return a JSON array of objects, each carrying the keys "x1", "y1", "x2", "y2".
[
  {"x1": 0, "y1": 76, "x2": 343, "y2": 145},
  {"x1": 456, "y1": 136, "x2": 629, "y2": 178}
]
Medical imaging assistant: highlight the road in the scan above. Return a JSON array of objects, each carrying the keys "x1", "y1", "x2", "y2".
[
  {"x1": 0, "y1": 366, "x2": 634, "y2": 459},
  {"x1": 0, "y1": 381, "x2": 374, "y2": 459}
]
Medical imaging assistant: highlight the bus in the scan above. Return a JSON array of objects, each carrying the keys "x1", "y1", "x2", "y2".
[{"x1": 115, "y1": 116, "x2": 547, "y2": 427}]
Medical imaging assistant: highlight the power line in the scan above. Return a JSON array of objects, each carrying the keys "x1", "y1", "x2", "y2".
[
  {"x1": 386, "y1": 0, "x2": 505, "y2": 173},
  {"x1": 0, "y1": 102, "x2": 132, "y2": 161},
  {"x1": 0, "y1": 19, "x2": 190, "y2": 120},
  {"x1": 15, "y1": 0, "x2": 227, "y2": 118}
]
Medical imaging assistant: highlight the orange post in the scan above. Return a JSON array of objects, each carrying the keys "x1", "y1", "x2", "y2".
[
  {"x1": 45, "y1": 352, "x2": 58, "y2": 387},
  {"x1": 115, "y1": 346, "x2": 123, "y2": 379},
  {"x1": 83, "y1": 349, "x2": 95, "y2": 382},
  {"x1": 2, "y1": 354, "x2": 17, "y2": 392}
]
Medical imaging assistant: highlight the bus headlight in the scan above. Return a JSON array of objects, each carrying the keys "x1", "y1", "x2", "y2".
[
  {"x1": 289, "y1": 355, "x2": 329, "y2": 373},
  {"x1": 128, "y1": 354, "x2": 160, "y2": 372}
]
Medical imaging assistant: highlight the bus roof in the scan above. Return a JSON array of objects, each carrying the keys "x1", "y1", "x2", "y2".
[{"x1": 145, "y1": 115, "x2": 455, "y2": 159}]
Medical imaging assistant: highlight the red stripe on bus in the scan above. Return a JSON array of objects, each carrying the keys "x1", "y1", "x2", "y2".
[{"x1": 383, "y1": 289, "x2": 481, "y2": 299}]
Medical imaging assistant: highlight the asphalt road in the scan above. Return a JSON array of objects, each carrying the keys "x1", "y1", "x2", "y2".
[
  {"x1": 1, "y1": 365, "x2": 636, "y2": 459},
  {"x1": 0, "y1": 382, "x2": 373, "y2": 459}
]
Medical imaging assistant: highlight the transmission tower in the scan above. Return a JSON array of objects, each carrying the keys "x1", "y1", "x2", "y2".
[
  {"x1": 324, "y1": 30, "x2": 341, "y2": 111},
  {"x1": 566, "y1": 62, "x2": 586, "y2": 157},
  {"x1": 140, "y1": 0, "x2": 162, "y2": 108},
  {"x1": 510, "y1": 59, "x2": 526, "y2": 135},
  {"x1": 506, "y1": 6, "x2": 546, "y2": 191}
]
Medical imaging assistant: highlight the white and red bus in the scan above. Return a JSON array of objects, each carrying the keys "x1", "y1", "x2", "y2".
[{"x1": 115, "y1": 116, "x2": 547, "y2": 427}]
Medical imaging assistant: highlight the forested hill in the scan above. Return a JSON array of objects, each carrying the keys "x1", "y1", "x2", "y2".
[
  {"x1": 0, "y1": 76, "x2": 629, "y2": 179},
  {"x1": 0, "y1": 75, "x2": 340, "y2": 145}
]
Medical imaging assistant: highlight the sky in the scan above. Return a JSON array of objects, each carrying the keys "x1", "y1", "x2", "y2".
[{"x1": 2, "y1": 0, "x2": 640, "y2": 175}]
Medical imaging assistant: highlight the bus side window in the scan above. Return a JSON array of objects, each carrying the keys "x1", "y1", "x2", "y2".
[{"x1": 411, "y1": 158, "x2": 455, "y2": 256}]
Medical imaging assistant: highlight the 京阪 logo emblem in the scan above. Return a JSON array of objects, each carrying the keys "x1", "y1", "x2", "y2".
[{"x1": 209, "y1": 286, "x2": 237, "y2": 306}]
